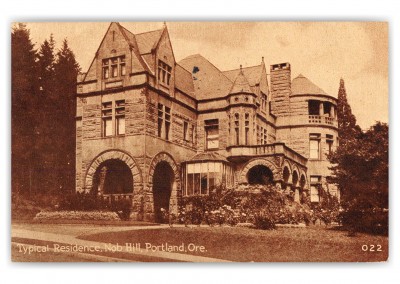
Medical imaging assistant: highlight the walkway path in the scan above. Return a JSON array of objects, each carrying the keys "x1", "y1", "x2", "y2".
[{"x1": 12, "y1": 224, "x2": 230, "y2": 262}]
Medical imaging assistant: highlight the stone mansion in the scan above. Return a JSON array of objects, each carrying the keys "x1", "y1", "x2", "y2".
[{"x1": 76, "y1": 22, "x2": 339, "y2": 221}]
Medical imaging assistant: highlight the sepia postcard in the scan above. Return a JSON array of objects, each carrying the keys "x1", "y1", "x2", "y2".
[{"x1": 11, "y1": 22, "x2": 388, "y2": 262}]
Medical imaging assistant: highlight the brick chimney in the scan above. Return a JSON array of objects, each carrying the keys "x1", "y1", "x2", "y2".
[{"x1": 270, "y1": 62, "x2": 291, "y2": 117}]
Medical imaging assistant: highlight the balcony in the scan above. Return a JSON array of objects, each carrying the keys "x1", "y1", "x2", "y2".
[
  {"x1": 227, "y1": 143, "x2": 308, "y2": 166},
  {"x1": 308, "y1": 115, "x2": 336, "y2": 126}
]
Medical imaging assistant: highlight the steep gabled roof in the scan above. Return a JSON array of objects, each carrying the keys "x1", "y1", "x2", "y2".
[
  {"x1": 178, "y1": 54, "x2": 233, "y2": 100},
  {"x1": 175, "y1": 63, "x2": 195, "y2": 97},
  {"x1": 223, "y1": 64, "x2": 263, "y2": 87},
  {"x1": 135, "y1": 29, "x2": 164, "y2": 54},
  {"x1": 291, "y1": 74, "x2": 327, "y2": 96},
  {"x1": 229, "y1": 69, "x2": 253, "y2": 94}
]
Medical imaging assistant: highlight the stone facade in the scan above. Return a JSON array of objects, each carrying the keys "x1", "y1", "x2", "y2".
[{"x1": 76, "y1": 22, "x2": 339, "y2": 222}]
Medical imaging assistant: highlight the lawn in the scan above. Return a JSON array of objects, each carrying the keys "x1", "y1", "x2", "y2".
[{"x1": 80, "y1": 226, "x2": 388, "y2": 262}]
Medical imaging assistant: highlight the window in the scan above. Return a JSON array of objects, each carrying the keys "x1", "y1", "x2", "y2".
[
  {"x1": 102, "y1": 56, "x2": 126, "y2": 79},
  {"x1": 183, "y1": 121, "x2": 189, "y2": 141},
  {"x1": 165, "y1": 107, "x2": 171, "y2": 140},
  {"x1": 157, "y1": 103, "x2": 171, "y2": 140},
  {"x1": 326, "y1": 134, "x2": 334, "y2": 155},
  {"x1": 102, "y1": 100, "x2": 126, "y2": 137},
  {"x1": 185, "y1": 162, "x2": 229, "y2": 196},
  {"x1": 102, "y1": 102, "x2": 113, "y2": 137},
  {"x1": 310, "y1": 176, "x2": 321, "y2": 202},
  {"x1": 308, "y1": 100, "x2": 320, "y2": 115},
  {"x1": 102, "y1": 59, "x2": 109, "y2": 79},
  {"x1": 192, "y1": 124, "x2": 196, "y2": 143},
  {"x1": 260, "y1": 93, "x2": 267, "y2": 111},
  {"x1": 245, "y1": 113, "x2": 250, "y2": 145},
  {"x1": 158, "y1": 103, "x2": 163, "y2": 137},
  {"x1": 205, "y1": 119, "x2": 219, "y2": 150},
  {"x1": 158, "y1": 60, "x2": 172, "y2": 85},
  {"x1": 263, "y1": 128, "x2": 267, "y2": 144},
  {"x1": 234, "y1": 113, "x2": 240, "y2": 145},
  {"x1": 115, "y1": 100, "x2": 125, "y2": 135},
  {"x1": 309, "y1": 133, "x2": 321, "y2": 159}
]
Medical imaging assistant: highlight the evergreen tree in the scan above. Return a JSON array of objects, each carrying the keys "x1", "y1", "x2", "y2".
[
  {"x1": 53, "y1": 39, "x2": 80, "y2": 192},
  {"x1": 36, "y1": 34, "x2": 58, "y2": 192},
  {"x1": 329, "y1": 78, "x2": 388, "y2": 233},
  {"x1": 11, "y1": 23, "x2": 39, "y2": 195},
  {"x1": 336, "y1": 78, "x2": 361, "y2": 144}
]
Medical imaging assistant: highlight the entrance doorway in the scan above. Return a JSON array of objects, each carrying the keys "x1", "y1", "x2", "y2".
[
  {"x1": 92, "y1": 159, "x2": 133, "y2": 194},
  {"x1": 152, "y1": 161, "x2": 174, "y2": 223},
  {"x1": 247, "y1": 165, "x2": 274, "y2": 185}
]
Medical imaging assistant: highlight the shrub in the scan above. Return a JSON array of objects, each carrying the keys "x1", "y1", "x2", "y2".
[
  {"x1": 57, "y1": 193, "x2": 132, "y2": 221},
  {"x1": 254, "y1": 211, "x2": 276, "y2": 230}
]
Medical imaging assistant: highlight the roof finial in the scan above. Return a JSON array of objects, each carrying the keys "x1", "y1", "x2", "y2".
[
  {"x1": 240, "y1": 64, "x2": 243, "y2": 72},
  {"x1": 262, "y1": 56, "x2": 264, "y2": 63},
  {"x1": 163, "y1": 21, "x2": 167, "y2": 28}
]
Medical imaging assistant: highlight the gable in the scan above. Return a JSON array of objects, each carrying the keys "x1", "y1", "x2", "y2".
[{"x1": 83, "y1": 22, "x2": 146, "y2": 83}]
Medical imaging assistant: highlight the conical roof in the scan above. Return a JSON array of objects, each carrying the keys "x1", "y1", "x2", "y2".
[
  {"x1": 229, "y1": 68, "x2": 253, "y2": 94},
  {"x1": 291, "y1": 74, "x2": 327, "y2": 96}
]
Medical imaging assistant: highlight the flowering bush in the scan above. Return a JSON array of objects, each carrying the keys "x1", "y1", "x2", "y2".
[
  {"x1": 176, "y1": 184, "x2": 324, "y2": 229},
  {"x1": 57, "y1": 193, "x2": 132, "y2": 220},
  {"x1": 34, "y1": 210, "x2": 120, "y2": 221}
]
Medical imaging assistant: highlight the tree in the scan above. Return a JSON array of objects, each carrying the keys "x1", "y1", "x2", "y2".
[
  {"x1": 11, "y1": 23, "x2": 39, "y2": 195},
  {"x1": 329, "y1": 78, "x2": 388, "y2": 233},
  {"x1": 53, "y1": 39, "x2": 80, "y2": 192},
  {"x1": 336, "y1": 78, "x2": 362, "y2": 144}
]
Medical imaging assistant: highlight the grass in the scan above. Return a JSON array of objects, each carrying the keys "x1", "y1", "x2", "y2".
[{"x1": 80, "y1": 226, "x2": 388, "y2": 262}]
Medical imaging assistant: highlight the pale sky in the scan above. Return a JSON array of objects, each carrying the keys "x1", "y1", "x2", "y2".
[{"x1": 25, "y1": 22, "x2": 388, "y2": 129}]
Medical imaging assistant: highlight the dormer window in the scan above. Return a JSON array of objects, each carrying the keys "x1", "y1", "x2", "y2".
[
  {"x1": 158, "y1": 60, "x2": 172, "y2": 85},
  {"x1": 102, "y1": 55, "x2": 126, "y2": 79}
]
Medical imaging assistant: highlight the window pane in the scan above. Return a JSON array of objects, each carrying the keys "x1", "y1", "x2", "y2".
[
  {"x1": 104, "y1": 118, "x2": 112, "y2": 136},
  {"x1": 117, "y1": 117, "x2": 125, "y2": 135},
  {"x1": 187, "y1": 174, "x2": 194, "y2": 195},
  {"x1": 310, "y1": 140, "x2": 319, "y2": 159},
  {"x1": 120, "y1": 64, "x2": 126, "y2": 76},
  {"x1": 187, "y1": 163, "x2": 195, "y2": 174},
  {"x1": 310, "y1": 186, "x2": 319, "y2": 202},
  {"x1": 194, "y1": 173, "x2": 200, "y2": 195},
  {"x1": 103, "y1": 67, "x2": 109, "y2": 79},
  {"x1": 201, "y1": 173, "x2": 208, "y2": 194},
  {"x1": 111, "y1": 65, "x2": 118, "y2": 77}
]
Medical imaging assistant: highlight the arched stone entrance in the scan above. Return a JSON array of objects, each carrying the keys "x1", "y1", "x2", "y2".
[
  {"x1": 92, "y1": 159, "x2": 133, "y2": 195},
  {"x1": 247, "y1": 165, "x2": 274, "y2": 185},
  {"x1": 84, "y1": 150, "x2": 142, "y2": 193},
  {"x1": 238, "y1": 158, "x2": 279, "y2": 185},
  {"x1": 152, "y1": 161, "x2": 174, "y2": 223},
  {"x1": 147, "y1": 152, "x2": 180, "y2": 221}
]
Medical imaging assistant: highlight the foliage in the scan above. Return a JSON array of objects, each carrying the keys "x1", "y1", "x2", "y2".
[
  {"x1": 12, "y1": 25, "x2": 80, "y2": 200},
  {"x1": 171, "y1": 184, "x2": 330, "y2": 229},
  {"x1": 328, "y1": 78, "x2": 388, "y2": 234},
  {"x1": 58, "y1": 193, "x2": 131, "y2": 221},
  {"x1": 34, "y1": 210, "x2": 120, "y2": 221}
]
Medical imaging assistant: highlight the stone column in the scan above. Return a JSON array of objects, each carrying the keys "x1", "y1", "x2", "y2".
[
  {"x1": 330, "y1": 104, "x2": 335, "y2": 118},
  {"x1": 319, "y1": 101, "x2": 324, "y2": 116},
  {"x1": 294, "y1": 187, "x2": 300, "y2": 203}
]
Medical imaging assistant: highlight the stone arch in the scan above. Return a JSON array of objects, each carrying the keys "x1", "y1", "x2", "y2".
[
  {"x1": 84, "y1": 149, "x2": 142, "y2": 193},
  {"x1": 239, "y1": 158, "x2": 280, "y2": 184},
  {"x1": 148, "y1": 152, "x2": 180, "y2": 185},
  {"x1": 282, "y1": 159, "x2": 292, "y2": 184},
  {"x1": 300, "y1": 172, "x2": 307, "y2": 189},
  {"x1": 292, "y1": 165, "x2": 300, "y2": 187},
  {"x1": 147, "y1": 152, "x2": 180, "y2": 216}
]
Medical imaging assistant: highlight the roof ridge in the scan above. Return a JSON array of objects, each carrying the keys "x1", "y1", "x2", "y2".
[
  {"x1": 223, "y1": 64, "x2": 262, "y2": 73},
  {"x1": 134, "y1": 28, "x2": 164, "y2": 36}
]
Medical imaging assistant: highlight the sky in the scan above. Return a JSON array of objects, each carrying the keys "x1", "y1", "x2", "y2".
[{"x1": 25, "y1": 22, "x2": 388, "y2": 129}]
